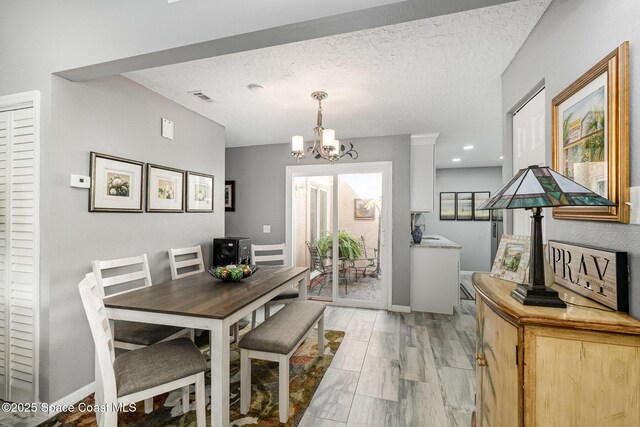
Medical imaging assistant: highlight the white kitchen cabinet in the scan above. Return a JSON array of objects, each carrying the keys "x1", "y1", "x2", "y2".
[{"x1": 410, "y1": 133, "x2": 438, "y2": 212}]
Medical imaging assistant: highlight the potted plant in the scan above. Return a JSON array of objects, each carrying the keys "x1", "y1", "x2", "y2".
[{"x1": 316, "y1": 230, "x2": 362, "y2": 262}]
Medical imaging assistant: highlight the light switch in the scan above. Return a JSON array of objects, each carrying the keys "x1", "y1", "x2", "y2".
[
  {"x1": 70, "y1": 174, "x2": 90, "y2": 189},
  {"x1": 263, "y1": 225, "x2": 271, "y2": 233},
  {"x1": 161, "y1": 118, "x2": 174, "y2": 140}
]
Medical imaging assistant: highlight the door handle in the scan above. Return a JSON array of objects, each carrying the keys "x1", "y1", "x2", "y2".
[{"x1": 492, "y1": 222, "x2": 497, "y2": 238}]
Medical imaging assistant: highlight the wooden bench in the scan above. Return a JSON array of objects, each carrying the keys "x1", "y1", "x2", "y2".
[{"x1": 239, "y1": 300, "x2": 326, "y2": 423}]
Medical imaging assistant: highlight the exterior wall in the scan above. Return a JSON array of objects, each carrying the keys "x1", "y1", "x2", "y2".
[{"x1": 501, "y1": 0, "x2": 640, "y2": 318}]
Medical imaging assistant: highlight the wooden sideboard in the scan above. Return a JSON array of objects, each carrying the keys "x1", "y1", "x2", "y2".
[{"x1": 472, "y1": 273, "x2": 640, "y2": 427}]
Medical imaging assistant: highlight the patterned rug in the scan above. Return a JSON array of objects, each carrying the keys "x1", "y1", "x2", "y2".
[{"x1": 39, "y1": 327, "x2": 344, "y2": 427}]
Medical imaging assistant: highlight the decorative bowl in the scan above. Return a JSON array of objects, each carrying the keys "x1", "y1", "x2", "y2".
[{"x1": 209, "y1": 264, "x2": 257, "y2": 282}]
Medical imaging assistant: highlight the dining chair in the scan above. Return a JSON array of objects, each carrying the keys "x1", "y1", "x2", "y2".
[
  {"x1": 168, "y1": 245, "x2": 239, "y2": 342},
  {"x1": 168, "y1": 245, "x2": 205, "y2": 280},
  {"x1": 79, "y1": 273, "x2": 206, "y2": 427},
  {"x1": 92, "y1": 254, "x2": 193, "y2": 351},
  {"x1": 250, "y1": 243, "x2": 299, "y2": 328}
]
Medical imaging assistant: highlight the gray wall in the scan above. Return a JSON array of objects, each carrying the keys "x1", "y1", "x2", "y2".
[
  {"x1": 424, "y1": 167, "x2": 502, "y2": 271},
  {"x1": 225, "y1": 135, "x2": 411, "y2": 306},
  {"x1": 45, "y1": 75, "x2": 225, "y2": 400},
  {"x1": 502, "y1": 0, "x2": 640, "y2": 318}
]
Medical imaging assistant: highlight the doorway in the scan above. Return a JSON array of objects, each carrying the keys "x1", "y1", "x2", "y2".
[{"x1": 285, "y1": 162, "x2": 392, "y2": 309}]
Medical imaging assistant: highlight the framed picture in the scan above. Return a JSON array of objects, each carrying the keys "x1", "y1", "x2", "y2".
[
  {"x1": 473, "y1": 192, "x2": 491, "y2": 221},
  {"x1": 89, "y1": 152, "x2": 144, "y2": 212},
  {"x1": 354, "y1": 199, "x2": 375, "y2": 220},
  {"x1": 552, "y1": 41, "x2": 629, "y2": 223},
  {"x1": 491, "y1": 209, "x2": 504, "y2": 222},
  {"x1": 225, "y1": 180, "x2": 235, "y2": 212},
  {"x1": 439, "y1": 192, "x2": 456, "y2": 220},
  {"x1": 146, "y1": 164, "x2": 184, "y2": 212},
  {"x1": 456, "y1": 192, "x2": 474, "y2": 221},
  {"x1": 490, "y1": 234, "x2": 530, "y2": 284},
  {"x1": 186, "y1": 171, "x2": 214, "y2": 212}
]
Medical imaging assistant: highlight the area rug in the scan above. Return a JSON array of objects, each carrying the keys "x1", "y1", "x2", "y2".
[{"x1": 38, "y1": 327, "x2": 344, "y2": 427}]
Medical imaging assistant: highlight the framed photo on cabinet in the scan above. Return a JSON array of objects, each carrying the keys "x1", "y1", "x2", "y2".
[
  {"x1": 440, "y1": 192, "x2": 456, "y2": 220},
  {"x1": 186, "y1": 171, "x2": 214, "y2": 212},
  {"x1": 552, "y1": 41, "x2": 629, "y2": 223},
  {"x1": 490, "y1": 234, "x2": 530, "y2": 284},
  {"x1": 456, "y1": 192, "x2": 474, "y2": 221},
  {"x1": 146, "y1": 164, "x2": 184, "y2": 212},
  {"x1": 89, "y1": 152, "x2": 144, "y2": 212}
]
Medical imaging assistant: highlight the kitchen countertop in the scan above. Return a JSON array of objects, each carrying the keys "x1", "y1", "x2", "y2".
[{"x1": 410, "y1": 234, "x2": 462, "y2": 250}]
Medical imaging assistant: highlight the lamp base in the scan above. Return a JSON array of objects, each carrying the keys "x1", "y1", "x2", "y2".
[{"x1": 510, "y1": 284, "x2": 566, "y2": 308}]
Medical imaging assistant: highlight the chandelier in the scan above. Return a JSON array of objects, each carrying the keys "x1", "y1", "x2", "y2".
[{"x1": 291, "y1": 91, "x2": 358, "y2": 164}]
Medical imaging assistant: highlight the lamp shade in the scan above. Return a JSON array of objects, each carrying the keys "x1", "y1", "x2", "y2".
[
  {"x1": 478, "y1": 165, "x2": 615, "y2": 210},
  {"x1": 291, "y1": 135, "x2": 304, "y2": 152}
]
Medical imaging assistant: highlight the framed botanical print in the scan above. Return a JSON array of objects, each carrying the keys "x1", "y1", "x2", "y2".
[
  {"x1": 186, "y1": 171, "x2": 214, "y2": 212},
  {"x1": 354, "y1": 199, "x2": 375, "y2": 220},
  {"x1": 89, "y1": 152, "x2": 144, "y2": 212},
  {"x1": 439, "y1": 192, "x2": 456, "y2": 220},
  {"x1": 146, "y1": 164, "x2": 184, "y2": 212},
  {"x1": 456, "y1": 192, "x2": 474, "y2": 221},
  {"x1": 552, "y1": 41, "x2": 629, "y2": 223},
  {"x1": 490, "y1": 234, "x2": 530, "y2": 284},
  {"x1": 225, "y1": 180, "x2": 235, "y2": 212},
  {"x1": 473, "y1": 192, "x2": 491, "y2": 221}
]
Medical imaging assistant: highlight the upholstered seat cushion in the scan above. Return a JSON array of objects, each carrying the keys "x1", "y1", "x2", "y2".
[
  {"x1": 114, "y1": 338, "x2": 207, "y2": 397},
  {"x1": 239, "y1": 301, "x2": 325, "y2": 354},
  {"x1": 114, "y1": 320, "x2": 185, "y2": 346},
  {"x1": 270, "y1": 288, "x2": 299, "y2": 301}
]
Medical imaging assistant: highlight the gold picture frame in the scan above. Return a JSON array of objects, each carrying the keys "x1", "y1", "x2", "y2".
[{"x1": 551, "y1": 41, "x2": 629, "y2": 223}]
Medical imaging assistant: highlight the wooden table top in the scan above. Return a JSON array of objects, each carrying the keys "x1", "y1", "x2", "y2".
[
  {"x1": 104, "y1": 266, "x2": 308, "y2": 319},
  {"x1": 473, "y1": 272, "x2": 640, "y2": 335}
]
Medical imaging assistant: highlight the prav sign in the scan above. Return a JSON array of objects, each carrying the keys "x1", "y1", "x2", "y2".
[{"x1": 548, "y1": 240, "x2": 628, "y2": 312}]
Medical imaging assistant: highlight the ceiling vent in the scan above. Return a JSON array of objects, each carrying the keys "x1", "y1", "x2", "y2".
[{"x1": 188, "y1": 90, "x2": 215, "y2": 103}]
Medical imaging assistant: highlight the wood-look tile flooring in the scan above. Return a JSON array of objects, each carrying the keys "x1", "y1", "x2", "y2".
[{"x1": 300, "y1": 300, "x2": 477, "y2": 427}]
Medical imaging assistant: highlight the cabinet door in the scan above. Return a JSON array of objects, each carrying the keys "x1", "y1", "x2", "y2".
[
  {"x1": 410, "y1": 139, "x2": 435, "y2": 212},
  {"x1": 476, "y1": 299, "x2": 520, "y2": 427}
]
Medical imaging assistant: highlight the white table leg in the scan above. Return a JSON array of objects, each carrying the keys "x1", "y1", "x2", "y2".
[
  {"x1": 210, "y1": 319, "x2": 230, "y2": 426},
  {"x1": 299, "y1": 271, "x2": 308, "y2": 301}
]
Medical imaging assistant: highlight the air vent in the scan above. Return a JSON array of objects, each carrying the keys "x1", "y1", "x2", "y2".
[{"x1": 188, "y1": 90, "x2": 215, "y2": 103}]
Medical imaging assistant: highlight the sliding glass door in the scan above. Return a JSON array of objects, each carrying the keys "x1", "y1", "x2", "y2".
[{"x1": 287, "y1": 162, "x2": 391, "y2": 309}]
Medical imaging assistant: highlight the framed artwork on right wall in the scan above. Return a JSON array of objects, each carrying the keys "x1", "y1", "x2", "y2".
[
  {"x1": 440, "y1": 192, "x2": 456, "y2": 220},
  {"x1": 456, "y1": 192, "x2": 474, "y2": 221}
]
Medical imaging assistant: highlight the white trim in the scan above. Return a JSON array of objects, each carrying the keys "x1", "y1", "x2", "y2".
[
  {"x1": 410, "y1": 133, "x2": 439, "y2": 145},
  {"x1": 285, "y1": 161, "x2": 393, "y2": 310},
  {"x1": 389, "y1": 305, "x2": 411, "y2": 313},
  {"x1": 35, "y1": 381, "x2": 95, "y2": 419}
]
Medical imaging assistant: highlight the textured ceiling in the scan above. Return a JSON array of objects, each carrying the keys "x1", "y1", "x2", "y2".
[{"x1": 125, "y1": 0, "x2": 551, "y2": 168}]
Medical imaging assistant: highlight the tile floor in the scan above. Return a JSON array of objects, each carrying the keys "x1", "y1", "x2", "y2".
[{"x1": 299, "y1": 301, "x2": 477, "y2": 427}]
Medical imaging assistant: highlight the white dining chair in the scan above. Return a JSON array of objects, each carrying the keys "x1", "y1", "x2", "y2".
[
  {"x1": 168, "y1": 245, "x2": 205, "y2": 280},
  {"x1": 79, "y1": 273, "x2": 206, "y2": 427},
  {"x1": 250, "y1": 243, "x2": 299, "y2": 328},
  {"x1": 92, "y1": 254, "x2": 193, "y2": 413},
  {"x1": 168, "y1": 245, "x2": 239, "y2": 342}
]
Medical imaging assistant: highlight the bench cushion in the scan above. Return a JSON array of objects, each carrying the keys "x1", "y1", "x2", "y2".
[
  {"x1": 270, "y1": 288, "x2": 299, "y2": 301},
  {"x1": 114, "y1": 338, "x2": 207, "y2": 397},
  {"x1": 239, "y1": 301, "x2": 325, "y2": 355},
  {"x1": 114, "y1": 320, "x2": 185, "y2": 346}
]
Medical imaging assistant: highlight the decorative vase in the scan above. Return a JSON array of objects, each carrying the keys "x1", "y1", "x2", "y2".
[{"x1": 412, "y1": 225, "x2": 423, "y2": 244}]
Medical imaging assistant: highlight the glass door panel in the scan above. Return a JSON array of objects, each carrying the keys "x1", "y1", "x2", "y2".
[
  {"x1": 292, "y1": 175, "x2": 334, "y2": 301},
  {"x1": 335, "y1": 173, "x2": 383, "y2": 304}
]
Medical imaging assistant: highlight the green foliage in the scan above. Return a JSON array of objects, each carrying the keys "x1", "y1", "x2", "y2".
[{"x1": 316, "y1": 230, "x2": 362, "y2": 261}]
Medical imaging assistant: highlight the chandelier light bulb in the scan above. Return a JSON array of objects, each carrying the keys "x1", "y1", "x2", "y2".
[{"x1": 291, "y1": 135, "x2": 304, "y2": 153}]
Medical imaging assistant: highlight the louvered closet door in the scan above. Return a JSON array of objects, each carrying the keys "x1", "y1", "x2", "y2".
[{"x1": 0, "y1": 107, "x2": 37, "y2": 403}]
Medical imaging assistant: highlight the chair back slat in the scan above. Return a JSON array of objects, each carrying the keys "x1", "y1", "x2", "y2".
[
  {"x1": 78, "y1": 273, "x2": 117, "y2": 397},
  {"x1": 251, "y1": 243, "x2": 286, "y2": 266},
  {"x1": 306, "y1": 241, "x2": 326, "y2": 274},
  {"x1": 92, "y1": 254, "x2": 152, "y2": 297},
  {"x1": 169, "y1": 245, "x2": 204, "y2": 280},
  {"x1": 359, "y1": 236, "x2": 368, "y2": 258}
]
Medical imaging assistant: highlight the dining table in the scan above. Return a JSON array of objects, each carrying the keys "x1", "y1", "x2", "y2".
[{"x1": 102, "y1": 265, "x2": 309, "y2": 426}]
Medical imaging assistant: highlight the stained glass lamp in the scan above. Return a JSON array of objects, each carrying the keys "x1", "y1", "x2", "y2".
[{"x1": 478, "y1": 165, "x2": 614, "y2": 307}]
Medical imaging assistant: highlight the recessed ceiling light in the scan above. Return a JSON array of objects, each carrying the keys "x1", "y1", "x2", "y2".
[
  {"x1": 452, "y1": 158, "x2": 461, "y2": 162},
  {"x1": 463, "y1": 145, "x2": 474, "y2": 150},
  {"x1": 247, "y1": 84, "x2": 265, "y2": 93},
  {"x1": 499, "y1": 155, "x2": 504, "y2": 160},
  {"x1": 188, "y1": 90, "x2": 215, "y2": 103}
]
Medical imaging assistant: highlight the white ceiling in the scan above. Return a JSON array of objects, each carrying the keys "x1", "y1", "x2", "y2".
[{"x1": 125, "y1": 0, "x2": 551, "y2": 168}]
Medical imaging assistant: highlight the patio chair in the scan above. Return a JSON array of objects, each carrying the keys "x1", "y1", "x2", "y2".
[
  {"x1": 349, "y1": 236, "x2": 379, "y2": 281},
  {"x1": 306, "y1": 241, "x2": 348, "y2": 295}
]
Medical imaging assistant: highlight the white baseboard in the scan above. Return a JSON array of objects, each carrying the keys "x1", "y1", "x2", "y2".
[
  {"x1": 37, "y1": 381, "x2": 95, "y2": 419},
  {"x1": 389, "y1": 304, "x2": 411, "y2": 313}
]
